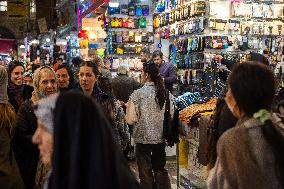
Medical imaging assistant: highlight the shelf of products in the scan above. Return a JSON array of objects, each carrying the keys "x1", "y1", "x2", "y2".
[{"x1": 153, "y1": 0, "x2": 284, "y2": 188}]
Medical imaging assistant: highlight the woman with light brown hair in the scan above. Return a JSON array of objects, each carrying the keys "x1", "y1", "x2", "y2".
[
  {"x1": 12, "y1": 66, "x2": 58, "y2": 188},
  {"x1": 0, "y1": 65, "x2": 23, "y2": 188}
]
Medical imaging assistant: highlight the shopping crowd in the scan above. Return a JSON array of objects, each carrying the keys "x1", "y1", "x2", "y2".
[{"x1": 0, "y1": 48, "x2": 284, "y2": 189}]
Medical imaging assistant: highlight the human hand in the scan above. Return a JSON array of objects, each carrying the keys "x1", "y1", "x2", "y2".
[{"x1": 214, "y1": 55, "x2": 223, "y2": 63}]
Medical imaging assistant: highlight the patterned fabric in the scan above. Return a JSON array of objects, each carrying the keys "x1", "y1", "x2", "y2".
[
  {"x1": 126, "y1": 82, "x2": 175, "y2": 144},
  {"x1": 175, "y1": 92, "x2": 200, "y2": 110},
  {"x1": 179, "y1": 98, "x2": 218, "y2": 125},
  {"x1": 112, "y1": 100, "x2": 130, "y2": 150},
  {"x1": 34, "y1": 161, "x2": 50, "y2": 189},
  {"x1": 90, "y1": 85, "x2": 129, "y2": 150}
]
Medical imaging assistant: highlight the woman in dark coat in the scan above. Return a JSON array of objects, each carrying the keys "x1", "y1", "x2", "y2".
[
  {"x1": 0, "y1": 65, "x2": 24, "y2": 189},
  {"x1": 49, "y1": 91, "x2": 139, "y2": 189},
  {"x1": 7, "y1": 61, "x2": 33, "y2": 113},
  {"x1": 78, "y1": 61, "x2": 130, "y2": 151},
  {"x1": 13, "y1": 66, "x2": 58, "y2": 189}
]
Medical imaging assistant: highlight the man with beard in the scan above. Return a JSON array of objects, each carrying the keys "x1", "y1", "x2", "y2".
[{"x1": 140, "y1": 48, "x2": 152, "y2": 64}]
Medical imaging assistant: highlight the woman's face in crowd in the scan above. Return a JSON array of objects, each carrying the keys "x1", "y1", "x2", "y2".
[
  {"x1": 11, "y1": 66, "x2": 24, "y2": 86},
  {"x1": 79, "y1": 66, "x2": 97, "y2": 94},
  {"x1": 38, "y1": 70, "x2": 58, "y2": 97},
  {"x1": 141, "y1": 70, "x2": 149, "y2": 83},
  {"x1": 56, "y1": 68, "x2": 70, "y2": 89},
  {"x1": 23, "y1": 75, "x2": 33, "y2": 86},
  {"x1": 225, "y1": 88, "x2": 242, "y2": 118},
  {"x1": 32, "y1": 121, "x2": 53, "y2": 166}
]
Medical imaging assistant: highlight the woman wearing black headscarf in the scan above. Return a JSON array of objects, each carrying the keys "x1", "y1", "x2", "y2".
[
  {"x1": 49, "y1": 91, "x2": 139, "y2": 189},
  {"x1": 7, "y1": 61, "x2": 34, "y2": 113}
]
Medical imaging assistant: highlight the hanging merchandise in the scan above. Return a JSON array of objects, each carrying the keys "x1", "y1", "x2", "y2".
[
  {"x1": 142, "y1": 5, "x2": 150, "y2": 16},
  {"x1": 139, "y1": 17, "x2": 147, "y2": 28},
  {"x1": 120, "y1": 4, "x2": 128, "y2": 15},
  {"x1": 156, "y1": 0, "x2": 165, "y2": 12},
  {"x1": 78, "y1": 30, "x2": 88, "y2": 39},
  {"x1": 108, "y1": 4, "x2": 120, "y2": 15},
  {"x1": 128, "y1": 4, "x2": 135, "y2": 16},
  {"x1": 135, "y1": 5, "x2": 143, "y2": 16}
]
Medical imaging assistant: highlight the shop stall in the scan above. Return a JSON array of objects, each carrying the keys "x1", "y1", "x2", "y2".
[{"x1": 152, "y1": 0, "x2": 284, "y2": 188}]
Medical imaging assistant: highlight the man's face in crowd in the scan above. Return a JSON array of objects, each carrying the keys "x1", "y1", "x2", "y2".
[
  {"x1": 56, "y1": 68, "x2": 70, "y2": 89},
  {"x1": 140, "y1": 52, "x2": 149, "y2": 63},
  {"x1": 153, "y1": 56, "x2": 163, "y2": 66}
]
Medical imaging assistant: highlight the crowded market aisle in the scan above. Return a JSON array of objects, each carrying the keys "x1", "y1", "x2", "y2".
[{"x1": 0, "y1": 0, "x2": 284, "y2": 188}]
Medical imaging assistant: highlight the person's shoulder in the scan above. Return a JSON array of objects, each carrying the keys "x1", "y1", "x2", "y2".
[
  {"x1": 24, "y1": 84, "x2": 34, "y2": 92},
  {"x1": 217, "y1": 125, "x2": 246, "y2": 149},
  {"x1": 130, "y1": 86, "x2": 144, "y2": 99}
]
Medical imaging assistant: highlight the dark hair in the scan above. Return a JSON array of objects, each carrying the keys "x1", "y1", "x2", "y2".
[
  {"x1": 140, "y1": 47, "x2": 151, "y2": 55},
  {"x1": 51, "y1": 91, "x2": 139, "y2": 189},
  {"x1": 143, "y1": 62, "x2": 166, "y2": 109},
  {"x1": 92, "y1": 56, "x2": 103, "y2": 66},
  {"x1": 31, "y1": 64, "x2": 41, "y2": 73},
  {"x1": 228, "y1": 62, "x2": 275, "y2": 116},
  {"x1": 152, "y1": 50, "x2": 163, "y2": 59},
  {"x1": 57, "y1": 64, "x2": 75, "y2": 86},
  {"x1": 229, "y1": 62, "x2": 284, "y2": 186},
  {"x1": 7, "y1": 61, "x2": 25, "y2": 76},
  {"x1": 80, "y1": 61, "x2": 100, "y2": 77},
  {"x1": 57, "y1": 58, "x2": 63, "y2": 62},
  {"x1": 249, "y1": 52, "x2": 269, "y2": 66},
  {"x1": 71, "y1": 57, "x2": 82, "y2": 67}
]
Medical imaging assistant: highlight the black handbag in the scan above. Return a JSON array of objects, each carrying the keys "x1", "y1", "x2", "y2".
[{"x1": 163, "y1": 90, "x2": 179, "y2": 147}]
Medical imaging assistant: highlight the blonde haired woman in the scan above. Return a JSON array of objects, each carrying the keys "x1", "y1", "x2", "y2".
[{"x1": 13, "y1": 66, "x2": 58, "y2": 188}]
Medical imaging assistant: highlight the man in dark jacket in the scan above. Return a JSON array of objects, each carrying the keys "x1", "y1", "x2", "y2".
[
  {"x1": 111, "y1": 65, "x2": 142, "y2": 103},
  {"x1": 152, "y1": 50, "x2": 177, "y2": 92}
]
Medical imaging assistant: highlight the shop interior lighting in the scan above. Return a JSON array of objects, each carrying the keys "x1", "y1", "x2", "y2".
[
  {"x1": 46, "y1": 38, "x2": 51, "y2": 43},
  {"x1": 19, "y1": 45, "x2": 25, "y2": 49},
  {"x1": 30, "y1": 39, "x2": 39, "y2": 45},
  {"x1": 109, "y1": 2, "x2": 119, "y2": 7}
]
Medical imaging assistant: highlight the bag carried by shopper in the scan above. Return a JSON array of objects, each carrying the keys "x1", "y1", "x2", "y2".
[{"x1": 163, "y1": 90, "x2": 179, "y2": 147}]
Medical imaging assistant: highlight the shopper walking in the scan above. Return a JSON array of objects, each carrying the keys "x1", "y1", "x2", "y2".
[
  {"x1": 78, "y1": 61, "x2": 129, "y2": 150},
  {"x1": 111, "y1": 64, "x2": 142, "y2": 103},
  {"x1": 207, "y1": 53, "x2": 270, "y2": 169},
  {"x1": 140, "y1": 48, "x2": 152, "y2": 63},
  {"x1": 0, "y1": 66, "x2": 24, "y2": 189},
  {"x1": 55, "y1": 64, "x2": 75, "y2": 92},
  {"x1": 49, "y1": 91, "x2": 139, "y2": 189},
  {"x1": 152, "y1": 50, "x2": 176, "y2": 92},
  {"x1": 126, "y1": 62, "x2": 173, "y2": 189},
  {"x1": 13, "y1": 66, "x2": 58, "y2": 189},
  {"x1": 32, "y1": 94, "x2": 58, "y2": 189},
  {"x1": 207, "y1": 62, "x2": 284, "y2": 189},
  {"x1": 7, "y1": 61, "x2": 33, "y2": 113}
]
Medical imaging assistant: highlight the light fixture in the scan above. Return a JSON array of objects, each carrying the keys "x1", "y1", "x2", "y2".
[
  {"x1": 46, "y1": 38, "x2": 51, "y2": 43},
  {"x1": 19, "y1": 45, "x2": 25, "y2": 48},
  {"x1": 109, "y1": 2, "x2": 119, "y2": 7}
]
